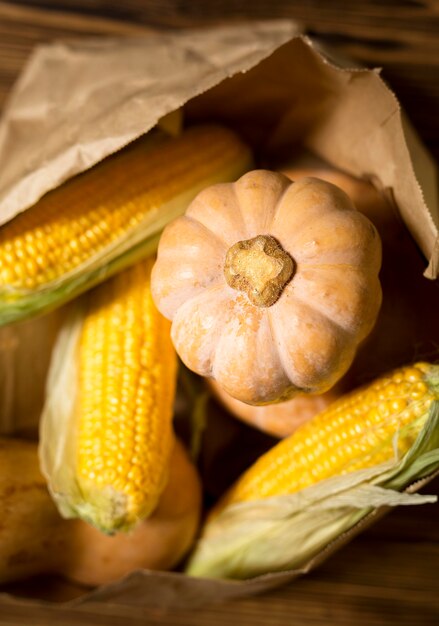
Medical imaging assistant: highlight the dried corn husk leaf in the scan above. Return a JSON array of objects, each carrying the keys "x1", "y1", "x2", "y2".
[{"x1": 186, "y1": 403, "x2": 439, "y2": 579}]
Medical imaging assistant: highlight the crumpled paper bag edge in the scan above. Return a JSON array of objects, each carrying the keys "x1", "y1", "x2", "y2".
[
  {"x1": 0, "y1": 20, "x2": 299, "y2": 226},
  {"x1": 0, "y1": 26, "x2": 437, "y2": 280}
]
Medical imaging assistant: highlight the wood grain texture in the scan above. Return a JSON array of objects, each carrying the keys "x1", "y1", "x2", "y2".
[{"x1": 0, "y1": 1, "x2": 438, "y2": 624}]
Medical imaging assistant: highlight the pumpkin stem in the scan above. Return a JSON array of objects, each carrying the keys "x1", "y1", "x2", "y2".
[{"x1": 224, "y1": 235, "x2": 295, "y2": 307}]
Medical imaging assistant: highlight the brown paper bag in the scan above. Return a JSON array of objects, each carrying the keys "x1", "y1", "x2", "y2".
[{"x1": 0, "y1": 20, "x2": 438, "y2": 610}]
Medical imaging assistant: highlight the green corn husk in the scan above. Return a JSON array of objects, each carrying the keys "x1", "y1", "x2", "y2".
[
  {"x1": 186, "y1": 398, "x2": 439, "y2": 580},
  {"x1": 0, "y1": 123, "x2": 252, "y2": 327}
]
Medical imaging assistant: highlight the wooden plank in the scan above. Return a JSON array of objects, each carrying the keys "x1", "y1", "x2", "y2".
[{"x1": 7, "y1": 1, "x2": 439, "y2": 35}]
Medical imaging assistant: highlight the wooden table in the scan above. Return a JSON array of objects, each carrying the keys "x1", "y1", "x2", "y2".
[{"x1": 0, "y1": 2, "x2": 438, "y2": 625}]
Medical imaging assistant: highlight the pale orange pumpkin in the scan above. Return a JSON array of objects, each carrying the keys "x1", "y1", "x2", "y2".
[
  {"x1": 0, "y1": 438, "x2": 201, "y2": 586},
  {"x1": 151, "y1": 170, "x2": 382, "y2": 405},
  {"x1": 208, "y1": 377, "x2": 340, "y2": 438}
]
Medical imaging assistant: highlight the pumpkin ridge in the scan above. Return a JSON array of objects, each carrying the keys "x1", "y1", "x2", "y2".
[
  {"x1": 289, "y1": 177, "x2": 353, "y2": 210},
  {"x1": 233, "y1": 170, "x2": 291, "y2": 237},
  {"x1": 230, "y1": 183, "x2": 250, "y2": 239},
  {"x1": 211, "y1": 295, "x2": 286, "y2": 404},
  {"x1": 288, "y1": 209, "x2": 364, "y2": 255},
  {"x1": 271, "y1": 179, "x2": 355, "y2": 254},
  {"x1": 151, "y1": 215, "x2": 227, "y2": 320},
  {"x1": 300, "y1": 262, "x2": 366, "y2": 269},
  {"x1": 291, "y1": 264, "x2": 382, "y2": 341},
  {"x1": 210, "y1": 293, "x2": 239, "y2": 390},
  {"x1": 286, "y1": 292, "x2": 359, "y2": 338},
  {"x1": 266, "y1": 307, "x2": 297, "y2": 399},
  {"x1": 186, "y1": 183, "x2": 247, "y2": 247},
  {"x1": 284, "y1": 210, "x2": 380, "y2": 267},
  {"x1": 182, "y1": 214, "x2": 229, "y2": 252},
  {"x1": 279, "y1": 293, "x2": 355, "y2": 341},
  {"x1": 171, "y1": 284, "x2": 232, "y2": 377},
  {"x1": 269, "y1": 295, "x2": 354, "y2": 393},
  {"x1": 268, "y1": 174, "x2": 294, "y2": 232},
  {"x1": 267, "y1": 303, "x2": 308, "y2": 394}
]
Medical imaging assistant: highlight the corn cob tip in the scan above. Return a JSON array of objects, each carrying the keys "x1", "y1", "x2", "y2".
[{"x1": 65, "y1": 482, "x2": 163, "y2": 535}]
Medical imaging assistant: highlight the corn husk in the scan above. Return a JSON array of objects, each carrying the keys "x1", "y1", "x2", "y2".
[{"x1": 186, "y1": 401, "x2": 439, "y2": 579}]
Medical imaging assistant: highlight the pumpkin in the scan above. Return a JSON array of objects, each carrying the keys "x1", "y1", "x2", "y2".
[
  {"x1": 282, "y1": 163, "x2": 439, "y2": 383},
  {"x1": 151, "y1": 170, "x2": 382, "y2": 405},
  {"x1": 207, "y1": 165, "x2": 439, "y2": 433},
  {"x1": 0, "y1": 438, "x2": 201, "y2": 586},
  {"x1": 208, "y1": 377, "x2": 339, "y2": 438}
]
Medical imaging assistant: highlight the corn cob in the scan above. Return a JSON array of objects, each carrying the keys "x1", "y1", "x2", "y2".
[
  {"x1": 217, "y1": 363, "x2": 439, "y2": 511},
  {"x1": 40, "y1": 257, "x2": 177, "y2": 533},
  {"x1": 0, "y1": 125, "x2": 252, "y2": 326}
]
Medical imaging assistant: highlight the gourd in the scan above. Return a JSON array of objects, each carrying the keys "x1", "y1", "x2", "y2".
[
  {"x1": 152, "y1": 170, "x2": 382, "y2": 405},
  {"x1": 206, "y1": 166, "x2": 439, "y2": 433},
  {"x1": 0, "y1": 438, "x2": 201, "y2": 586},
  {"x1": 208, "y1": 377, "x2": 339, "y2": 438},
  {"x1": 282, "y1": 164, "x2": 439, "y2": 389}
]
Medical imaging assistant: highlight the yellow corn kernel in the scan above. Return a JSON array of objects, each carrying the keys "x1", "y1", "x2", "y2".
[
  {"x1": 218, "y1": 363, "x2": 439, "y2": 510},
  {"x1": 75, "y1": 257, "x2": 177, "y2": 532},
  {"x1": 0, "y1": 125, "x2": 251, "y2": 318}
]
